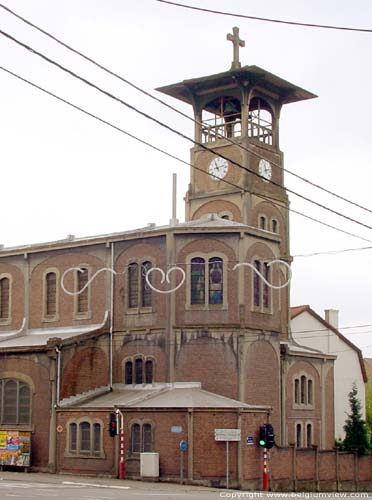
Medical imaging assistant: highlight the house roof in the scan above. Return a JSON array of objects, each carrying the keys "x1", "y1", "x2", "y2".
[
  {"x1": 290, "y1": 305, "x2": 367, "y2": 383},
  {"x1": 61, "y1": 382, "x2": 270, "y2": 411},
  {"x1": 0, "y1": 313, "x2": 108, "y2": 351},
  {"x1": 0, "y1": 214, "x2": 279, "y2": 258}
]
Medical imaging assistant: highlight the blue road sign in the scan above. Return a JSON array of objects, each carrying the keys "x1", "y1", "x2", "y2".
[{"x1": 180, "y1": 440, "x2": 187, "y2": 451}]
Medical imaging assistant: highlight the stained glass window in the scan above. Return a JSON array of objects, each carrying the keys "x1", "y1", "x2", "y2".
[
  {"x1": 209, "y1": 257, "x2": 223, "y2": 304},
  {"x1": 191, "y1": 258, "x2": 205, "y2": 305}
]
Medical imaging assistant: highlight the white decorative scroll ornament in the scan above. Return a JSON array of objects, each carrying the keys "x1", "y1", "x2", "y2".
[
  {"x1": 61, "y1": 267, "x2": 118, "y2": 296},
  {"x1": 145, "y1": 266, "x2": 186, "y2": 294},
  {"x1": 232, "y1": 259, "x2": 292, "y2": 289}
]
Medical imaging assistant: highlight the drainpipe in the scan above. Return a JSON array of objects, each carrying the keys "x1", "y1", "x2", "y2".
[
  {"x1": 109, "y1": 242, "x2": 115, "y2": 390},
  {"x1": 55, "y1": 346, "x2": 61, "y2": 405}
]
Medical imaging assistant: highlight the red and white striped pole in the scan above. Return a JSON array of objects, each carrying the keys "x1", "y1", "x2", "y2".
[
  {"x1": 116, "y1": 409, "x2": 125, "y2": 480},
  {"x1": 263, "y1": 447, "x2": 269, "y2": 491}
]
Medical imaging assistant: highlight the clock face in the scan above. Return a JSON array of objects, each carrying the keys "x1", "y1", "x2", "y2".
[
  {"x1": 258, "y1": 159, "x2": 272, "y2": 182},
  {"x1": 208, "y1": 157, "x2": 229, "y2": 180}
]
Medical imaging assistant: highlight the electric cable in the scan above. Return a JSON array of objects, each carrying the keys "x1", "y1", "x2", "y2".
[
  {"x1": 155, "y1": 0, "x2": 372, "y2": 33},
  {"x1": 0, "y1": 64, "x2": 371, "y2": 244},
  {"x1": 1, "y1": 2, "x2": 372, "y2": 216},
  {"x1": 1, "y1": 29, "x2": 372, "y2": 236}
]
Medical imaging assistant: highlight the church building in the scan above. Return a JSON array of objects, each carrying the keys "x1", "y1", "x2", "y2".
[{"x1": 0, "y1": 28, "x2": 336, "y2": 488}]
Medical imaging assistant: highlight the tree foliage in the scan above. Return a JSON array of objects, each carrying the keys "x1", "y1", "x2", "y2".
[{"x1": 341, "y1": 384, "x2": 370, "y2": 455}]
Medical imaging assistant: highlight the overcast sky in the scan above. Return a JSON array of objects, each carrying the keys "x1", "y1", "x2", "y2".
[{"x1": 1, "y1": 0, "x2": 372, "y2": 354}]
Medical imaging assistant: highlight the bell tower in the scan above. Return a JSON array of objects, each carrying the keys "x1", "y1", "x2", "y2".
[{"x1": 157, "y1": 27, "x2": 316, "y2": 252}]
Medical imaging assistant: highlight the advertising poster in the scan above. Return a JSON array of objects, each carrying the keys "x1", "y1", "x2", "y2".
[{"x1": 0, "y1": 431, "x2": 31, "y2": 467}]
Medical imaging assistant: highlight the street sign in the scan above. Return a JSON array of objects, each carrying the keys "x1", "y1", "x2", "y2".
[
  {"x1": 171, "y1": 426, "x2": 183, "y2": 433},
  {"x1": 180, "y1": 440, "x2": 187, "y2": 451},
  {"x1": 246, "y1": 436, "x2": 254, "y2": 445},
  {"x1": 214, "y1": 428, "x2": 241, "y2": 441}
]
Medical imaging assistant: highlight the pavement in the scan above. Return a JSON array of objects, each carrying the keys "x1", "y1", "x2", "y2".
[{"x1": 0, "y1": 470, "x2": 221, "y2": 492}]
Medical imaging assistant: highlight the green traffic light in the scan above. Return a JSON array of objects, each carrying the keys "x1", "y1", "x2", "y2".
[{"x1": 259, "y1": 439, "x2": 266, "y2": 446}]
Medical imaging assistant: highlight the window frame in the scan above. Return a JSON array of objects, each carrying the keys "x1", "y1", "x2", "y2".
[
  {"x1": 293, "y1": 373, "x2": 315, "y2": 409},
  {"x1": 186, "y1": 252, "x2": 228, "y2": 310},
  {"x1": 123, "y1": 356, "x2": 155, "y2": 385},
  {"x1": 129, "y1": 420, "x2": 154, "y2": 454},
  {"x1": 74, "y1": 265, "x2": 92, "y2": 320},
  {"x1": 126, "y1": 259, "x2": 154, "y2": 313},
  {"x1": 251, "y1": 258, "x2": 272, "y2": 314},
  {"x1": 42, "y1": 268, "x2": 60, "y2": 322},
  {"x1": 0, "y1": 273, "x2": 12, "y2": 326},
  {"x1": 65, "y1": 417, "x2": 104, "y2": 458},
  {"x1": 0, "y1": 378, "x2": 31, "y2": 425}
]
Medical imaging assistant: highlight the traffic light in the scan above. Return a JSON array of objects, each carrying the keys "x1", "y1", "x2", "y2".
[
  {"x1": 109, "y1": 412, "x2": 117, "y2": 437},
  {"x1": 266, "y1": 424, "x2": 275, "y2": 449},
  {"x1": 258, "y1": 424, "x2": 267, "y2": 447}
]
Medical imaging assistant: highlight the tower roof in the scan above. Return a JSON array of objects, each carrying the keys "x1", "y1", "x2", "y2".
[{"x1": 157, "y1": 65, "x2": 317, "y2": 107}]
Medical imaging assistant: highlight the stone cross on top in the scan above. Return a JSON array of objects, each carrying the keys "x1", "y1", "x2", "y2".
[{"x1": 227, "y1": 27, "x2": 245, "y2": 70}]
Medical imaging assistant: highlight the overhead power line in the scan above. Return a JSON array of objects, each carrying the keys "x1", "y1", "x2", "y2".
[
  {"x1": 2, "y1": 29, "x2": 372, "y2": 237},
  {"x1": 155, "y1": 0, "x2": 372, "y2": 33},
  {"x1": 0, "y1": 64, "x2": 370, "y2": 245},
  {"x1": 1, "y1": 3, "x2": 372, "y2": 217}
]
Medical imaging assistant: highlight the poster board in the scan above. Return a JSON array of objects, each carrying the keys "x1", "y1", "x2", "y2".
[{"x1": 0, "y1": 431, "x2": 31, "y2": 467}]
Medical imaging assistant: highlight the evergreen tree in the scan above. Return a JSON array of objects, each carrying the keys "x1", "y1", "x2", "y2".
[{"x1": 342, "y1": 384, "x2": 370, "y2": 455}]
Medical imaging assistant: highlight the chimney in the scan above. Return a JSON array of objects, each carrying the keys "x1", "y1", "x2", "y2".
[{"x1": 325, "y1": 309, "x2": 339, "y2": 329}]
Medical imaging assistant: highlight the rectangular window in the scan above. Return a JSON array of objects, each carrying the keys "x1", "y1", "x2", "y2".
[
  {"x1": 135, "y1": 359, "x2": 143, "y2": 384},
  {"x1": 46, "y1": 272, "x2": 57, "y2": 316},
  {"x1": 307, "y1": 380, "x2": 313, "y2": 405},
  {"x1": 300, "y1": 376, "x2": 306, "y2": 404},
  {"x1": 306, "y1": 423, "x2": 312, "y2": 447},
  {"x1": 3, "y1": 380, "x2": 17, "y2": 424},
  {"x1": 296, "y1": 423, "x2": 302, "y2": 448},
  {"x1": 294, "y1": 379, "x2": 299, "y2": 404},
  {"x1": 125, "y1": 361, "x2": 133, "y2": 384}
]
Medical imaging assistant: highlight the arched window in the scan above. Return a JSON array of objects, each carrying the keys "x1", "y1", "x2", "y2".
[
  {"x1": 191, "y1": 258, "x2": 205, "y2": 305},
  {"x1": 0, "y1": 276, "x2": 10, "y2": 320},
  {"x1": 263, "y1": 263, "x2": 270, "y2": 309},
  {"x1": 135, "y1": 358, "x2": 143, "y2": 384},
  {"x1": 296, "y1": 423, "x2": 302, "y2": 448},
  {"x1": 128, "y1": 263, "x2": 139, "y2": 308},
  {"x1": 248, "y1": 98, "x2": 273, "y2": 145},
  {"x1": 145, "y1": 360, "x2": 153, "y2": 384},
  {"x1": 0, "y1": 379, "x2": 31, "y2": 425},
  {"x1": 125, "y1": 361, "x2": 133, "y2": 384},
  {"x1": 130, "y1": 422, "x2": 153, "y2": 453},
  {"x1": 45, "y1": 272, "x2": 57, "y2": 317},
  {"x1": 143, "y1": 423, "x2": 152, "y2": 452},
  {"x1": 307, "y1": 379, "x2": 313, "y2": 405},
  {"x1": 259, "y1": 216, "x2": 266, "y2": 230},
  {"x1": 253, "y1": 260, "x2": 261, "y2": 307},
  {"x1": 67, "y1": 420, "x2": 103, "y2": 456},
  {"x1": 300, "y1": 375, "x2": 306, "y2": 404},
  {"x1": 294, "y1": 378, "x2": 300, "y2": 404},
  {"x1": 271, "y1": 219, "x2": 278, "y2": 233},
  {"x1": 141, "y1": 261, "x2": 152, "y2": 308},
  {"x1": 209, "y1": 257, "x2": 223, "y2": 304},
  {"x1": 131, "y1": 423, "x2": 141, "y2": 453},
  {"x1": 77, "y1": 268, "x2": 89, "y2": 314},
  {"x1": 306, "y1": 423, "x2": 312, "y2": 448},
  {"x1": 69, "y1": 423, "x2": 77, "y2": 452},
  {"x1": 80, "y1": 421, "x2": 91, "y2": 451}
]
